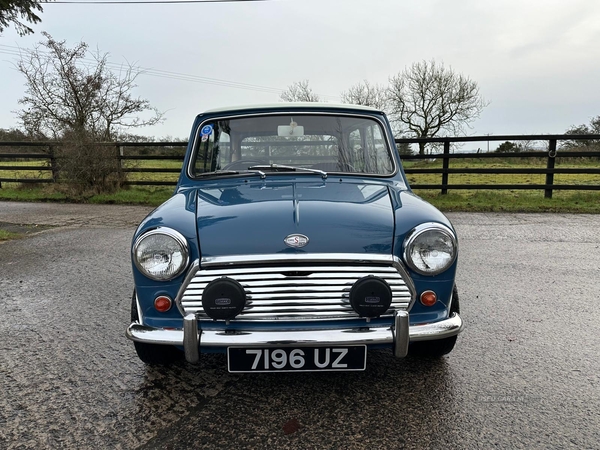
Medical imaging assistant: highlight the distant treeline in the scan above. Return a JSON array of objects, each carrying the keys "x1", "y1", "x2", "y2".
[{"x1": 0, "y1": 128, "x2": 188, "y2": 156}]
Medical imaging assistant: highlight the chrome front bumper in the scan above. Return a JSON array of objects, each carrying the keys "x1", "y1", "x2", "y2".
[{"x1": 126, "y1": 312, "x2": 463, "y2": 364}]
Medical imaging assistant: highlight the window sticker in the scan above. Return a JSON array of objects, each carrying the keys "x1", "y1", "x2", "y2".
[{"x1": 201, "y1": 124, "x2": 213, "y2": 136}]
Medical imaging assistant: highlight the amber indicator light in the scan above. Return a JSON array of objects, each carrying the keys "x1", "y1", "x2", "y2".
[
  {"x1": 420, "y1": 291, "x2": 437, "y2": 307},
  {"x1": 154, "y1": 296, "x2": 172, "y2": 312}
]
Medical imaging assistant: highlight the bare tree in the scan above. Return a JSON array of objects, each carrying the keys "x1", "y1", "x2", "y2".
[
  {"x1": 280, "y1": 80, "x2": 321, "y2": 102},
  {"x1": 16, "y1": 32, "x2": 163, "y2": 141},
  {"x1": 0, "y1": 0, "x2": 42, "y2": 36},
  {"x1": 341, "y1": 80, "x2": 388, "y2": 110},
  {"x1": 14, "y1": 33, "x2": 163, "y2": 192},
  {"x1": 388, "y1": 60, "x2": 488, "y2": 155}
]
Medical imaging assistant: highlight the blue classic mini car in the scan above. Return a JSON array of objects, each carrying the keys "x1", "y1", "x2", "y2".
[{"x1": 126, "y1": 103, "x2": 463, "y2": 371}]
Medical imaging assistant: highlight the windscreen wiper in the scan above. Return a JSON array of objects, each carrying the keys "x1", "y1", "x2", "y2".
[
  {"x1": 197, "y1": 169, "x2": 266, "y2": 179},
  {"x1": 247, "y1": 164, "x2": 327, "y2": 179}
]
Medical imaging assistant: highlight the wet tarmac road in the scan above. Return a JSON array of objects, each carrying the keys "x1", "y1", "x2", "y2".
[{"x1": 1, "y1": 202, "x2": 599, "y2": 449}]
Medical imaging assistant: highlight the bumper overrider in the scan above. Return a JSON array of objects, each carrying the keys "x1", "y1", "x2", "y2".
[{"x1": 126, "y1": 311, "x2": 463, "y2": 364}]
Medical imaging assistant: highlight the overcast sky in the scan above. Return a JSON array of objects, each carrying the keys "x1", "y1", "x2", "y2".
[{"x1": 1, "y1": 0, "x2": 599, "y2": 140}]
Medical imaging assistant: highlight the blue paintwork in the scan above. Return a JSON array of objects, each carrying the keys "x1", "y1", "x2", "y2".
[
  {"x1": 196, "y1": 180, "x2": 394, "y2": 256},
  {"x1": 131, "y1": 104, "x2": 458, "y2": 343}
]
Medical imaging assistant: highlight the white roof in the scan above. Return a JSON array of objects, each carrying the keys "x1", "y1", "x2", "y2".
[{"x1": 201, "y1": 102, "x2": 381, "y2": 115}]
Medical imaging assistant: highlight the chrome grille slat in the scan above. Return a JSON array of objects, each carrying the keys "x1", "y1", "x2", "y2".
[
  {"x1": 185, "y1": 278, "x2": 406, "y2": 288},
  {"x1": 178, "y1": 256, "x2": 415, "y2": 321},
  {"x1": 192, "y1": 266, "x2": 399, "y2": 276},
  {"x1": 253, "y1": 293, "x2": 348, "y2": 299},
  {"x1": 234, "y1": 287, "x2": 353, "y2": 294},
  {"x1": 182, "y1": 298, "x2": 386, "y2": 306},
  {"x1": 182, "y1": 294, "x2": 411, "y2": 305},
  {"x1": 249, "y1": 300, "x2": 352, "y2": 307},
  {"x1": 178, "y1": 309, "x2": 398, "y2": 319},
  {"x1": 244, "y1": 305, "x2": 355, "y2": 312}
]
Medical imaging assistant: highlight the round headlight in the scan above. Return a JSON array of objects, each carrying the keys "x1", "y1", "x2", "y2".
[
  {"x1": 403, "y1": 223, "x2": 457, "y2": 276},
  {"x1": 133, "y1": 228, "x2": 189, "y2": 281}
]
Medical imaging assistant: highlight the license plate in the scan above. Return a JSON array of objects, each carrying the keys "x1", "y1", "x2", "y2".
[{"x1": 227, "y1": 345, "x2": 367, "y2": 373}]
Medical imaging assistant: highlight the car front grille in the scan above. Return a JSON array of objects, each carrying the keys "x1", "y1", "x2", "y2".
[{"x1": 177, "y1": 254, "x2": 415, "y2": 321}]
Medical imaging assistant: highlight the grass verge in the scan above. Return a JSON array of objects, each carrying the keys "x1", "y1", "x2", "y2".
[
  {"x1": 0, "y1": 184, "x2": 173, "y2": 206},
  {"x1": 88, "y1": 187, "x2": 174, "y2": 205},
  {"x1": 0, "y1": 229, "x2": 22, "y2": 242},
  {"x1": 1, "y1": 184, "x2": 599, "y2": 213},
  {"x1": 417, "y1": 190, "x2": 600, "y2": 213}
]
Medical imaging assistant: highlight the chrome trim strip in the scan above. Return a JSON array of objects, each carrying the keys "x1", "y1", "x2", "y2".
[
  {"x1": 174, "y1": 260, "x2": 200, "y2": 316},
  {"x1": 391, "y1": 257, "x2": 416, "y2": 309},
  {"x1": 125, "y1": 313, "x2": 464, "y2": 357},
  {"x1": 135, "y1": 292, "x2": 144, "y2": 326},
  {"x1": 200, "y1": 253, "x2": 397, "y2": 267}
]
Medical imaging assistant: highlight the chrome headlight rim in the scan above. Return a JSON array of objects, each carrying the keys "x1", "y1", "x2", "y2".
[
  {"x1": 403, "y1": 222, "x2": 458, "y2": 276},
  {"x1": 132, "y1": 227, "x2": 190, "y2": 281}
]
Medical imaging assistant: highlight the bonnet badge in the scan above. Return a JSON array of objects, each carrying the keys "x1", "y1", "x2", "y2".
[{"x1": 284, "y1": 234, "x2": 309, "y2": 248}]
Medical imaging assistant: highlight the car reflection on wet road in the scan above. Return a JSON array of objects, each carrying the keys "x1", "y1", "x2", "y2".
[{"x1": 1, "y1": 203, "x2": 599, "y2": 449}]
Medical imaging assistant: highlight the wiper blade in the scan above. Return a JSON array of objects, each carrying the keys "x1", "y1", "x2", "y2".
[
  {"x1": 247, "y1": 164, "x2": 327, "y2": 179},
  {"x1": 197, "y1": 169, "x2": 266, "y2": 179}
]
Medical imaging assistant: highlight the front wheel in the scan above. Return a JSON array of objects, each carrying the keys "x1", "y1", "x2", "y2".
[
  {"x1": 409, "y1": 285, "x2": 460, "y2": 358},
  {"x1": 130, "y1": 291, "x2": 182, "y2": 365}
]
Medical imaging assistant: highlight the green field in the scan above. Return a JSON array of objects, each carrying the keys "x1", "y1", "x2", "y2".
[
  {"x1": 0, "y1": 159, "x2": 53, "y2": 181},
  {"x1": 0, "y1": 159, "x2": 181, "y2": 183},
  {"x1": 121, "y1": 159, "x2": 181, "y2": 183},
  {"x1": 403, "y1": 157, "x2": 600, "y2": 186}
]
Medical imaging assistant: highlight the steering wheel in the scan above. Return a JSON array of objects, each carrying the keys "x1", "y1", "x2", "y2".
[{"x1": 222, "y1": 159, "x2": 268, "y2": 171}]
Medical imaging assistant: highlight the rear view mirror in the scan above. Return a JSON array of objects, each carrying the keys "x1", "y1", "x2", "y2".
[{"x1": 277, "y1": 119, "x2": 304, "y2": 137}]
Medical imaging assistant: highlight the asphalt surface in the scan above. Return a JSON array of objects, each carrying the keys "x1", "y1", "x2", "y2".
[{"x1": 0, "y1": 201, "x2": 599, "y2": 449}]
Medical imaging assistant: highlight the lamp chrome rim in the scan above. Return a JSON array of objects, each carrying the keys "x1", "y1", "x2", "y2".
[
  {"x1": 132, "y1": 227, "x2": 190, "y2": 281},
  {"x1": 403, "y1": 222, "x2": 457, "y2": 276}
]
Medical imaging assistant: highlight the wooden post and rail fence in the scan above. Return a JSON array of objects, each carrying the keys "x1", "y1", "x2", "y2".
[{"x1": 1, "y1": 135, "x2": 599, "y2": 199}]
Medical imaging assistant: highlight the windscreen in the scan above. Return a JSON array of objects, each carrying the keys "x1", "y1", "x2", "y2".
[{"x1": 192, "y1": 114, "x2": 395, "y2": 176}]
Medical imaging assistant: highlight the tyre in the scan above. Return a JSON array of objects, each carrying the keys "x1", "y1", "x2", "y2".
[
  {"x1": 130, "y1": 291, "x2": 183, "y2": 365},
  {"x1": 409, "y1": 285, "x2": 460, "y2": 358}
]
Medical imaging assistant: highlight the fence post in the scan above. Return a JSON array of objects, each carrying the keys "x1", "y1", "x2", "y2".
[
  {"x1": 544, "y1": 139, "x2": 557, "y2": 199},
  {"x1": 116, "y1": 144, "x2": 123, "y2": 180},
  {"x1": 49, "y1": 145, "x2": 59, "y2": 182},
  {"x1": 441, "y1": 140, "x2": 450, "y2": 195}
]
